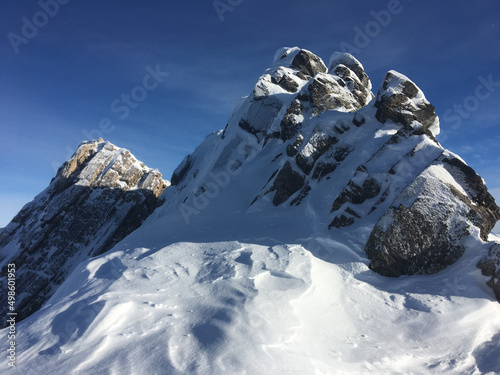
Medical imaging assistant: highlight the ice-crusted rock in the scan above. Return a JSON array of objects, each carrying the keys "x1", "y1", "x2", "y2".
[
  {"x1": 0, "y1": 139, "x2": 169, "y2": 326},
  {"x1": 274, "y1": 47, "x2": 327, "y2": 78},
  {"x1": 328, "y1": 52, "x2": 373, "y2": 109},
  {"x1": 329, "y1": 52, "x2": 371, "y2": 90}
]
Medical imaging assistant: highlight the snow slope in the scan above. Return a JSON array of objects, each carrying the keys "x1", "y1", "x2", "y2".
[{"x1": 5, "y1": 235, "x2": 500, "y2": 374}]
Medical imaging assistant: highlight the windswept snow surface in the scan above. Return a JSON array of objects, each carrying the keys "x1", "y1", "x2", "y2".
[{"x1": 3, "y1": 230, "x2": 500, "y2": 374}]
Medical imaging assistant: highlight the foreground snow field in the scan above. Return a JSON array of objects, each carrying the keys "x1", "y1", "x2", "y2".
[{"x1": 3, "y1": 231, "x2": 500, "y2": 374}]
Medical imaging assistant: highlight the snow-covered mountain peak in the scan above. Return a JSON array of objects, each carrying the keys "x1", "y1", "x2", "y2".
[
  {"x1": 56, "y1": 138, "x2": 168, "y2": 196},
  {"x1": 0, "y1": 139, "x2": 168, "y2": 327},
  {"x1": 166, "y1": 47, "x2": 498, "y2": 281},
  {"x1": 222, "y1": 47, "x2": 374, "y2": 145}
]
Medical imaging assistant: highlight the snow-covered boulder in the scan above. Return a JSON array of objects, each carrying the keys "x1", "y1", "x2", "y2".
[{"x1": 366, "y1": 153, "x2": 500, "y2": 276}]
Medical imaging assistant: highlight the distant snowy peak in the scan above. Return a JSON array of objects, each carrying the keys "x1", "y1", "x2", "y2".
[
  {"x1": 55, "y1": 138, "x2": 169, "y2": 197},
  {"x1": 0, "y1": 139, "x2": 168, "y2": 326}
]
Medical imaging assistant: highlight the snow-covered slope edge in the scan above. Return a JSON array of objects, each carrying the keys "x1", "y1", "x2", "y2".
[{"x1": 0, "y1": 139, "x2": 168, "y2": 327}]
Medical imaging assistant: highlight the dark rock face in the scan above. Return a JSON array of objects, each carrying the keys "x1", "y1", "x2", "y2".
[
  {"x1": 272, "y1": 161, "x2": 305, "y2": 206},
  {"x1": 286, "y1": 135, "x2": 304, "y2": 157},
  {"x1": 311, "y1": 161, "x2": 337, "y2": 181},
  {"x1": 352, "y1": 113, "x2": 365, "y2": 127},
  {"x1": 239, "y1": 96, "x2": 284, "y2": 142},
  {"x1": 305, "y1": 66, "x2": 372, "y2": 116},
  {"x1": 331, "y1": 176, "x2": 381, "y2": 213},
  {"x1": 329, "y1": 52, "x2": 371, "y2": 89},
  {"x1": 329, "y1": 167, "x2": 386, "y2": 230},
  {"x1": 291, "y1": 49, "x2": 327, "y2": 78},
  {"x1": 308, "y1": 74, "x2": 350, "y2": 115},
  {"x1": 478, "y1": 243, "x2": 500, "y2": 301},
  {"x1": 171, "y1": 155, "x2": 192, "y2": 186},
  {"x1": 365, "y1": 153, "x2": 500, "y2": 277},
  {"x1": 441, "y1": 157, "x2": 500, "y2": 240},
  {"x1": 280, "y1": 99, "x2": 303, "y2": 141},
  {"x1": 272, "y1": 69, "x2": 300, "y2": 93},
  {"x1": 0, "y1": 139, "x2": 168, "y2": 326},
  {"x1": 295, "y1": 134, "x2": 339, "y2": 175}
]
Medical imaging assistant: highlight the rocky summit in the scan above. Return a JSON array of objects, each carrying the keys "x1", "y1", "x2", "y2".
[
  {"x1": 170, "y1": 47, "x2": 499, "y2": 290},
  {"x1": 1, "y1": 48, "x2": 500, "y2": 374},
  {"x1": 0, "y1": 139, "x2": 168, "y2": 326}
]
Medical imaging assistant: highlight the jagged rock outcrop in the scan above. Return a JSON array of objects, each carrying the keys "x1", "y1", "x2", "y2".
[
  {"x1": 0, "y1": 139, "x2": 169, "y2": 325},
  {"x1": 236, "y1": 47, "x2": 374, "y2": 143},
  {"x1": 375, "y1": 70, "x2": 439, "y2": 136}
]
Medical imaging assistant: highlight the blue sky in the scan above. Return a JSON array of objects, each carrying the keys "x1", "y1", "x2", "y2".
[{"x1": 1, "y1": 0, "x2": 499, "y2": 228}]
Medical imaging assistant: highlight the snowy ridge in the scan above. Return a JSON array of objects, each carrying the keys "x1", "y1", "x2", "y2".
[{"x1": 1, "y1": 48, "x2": 500, "y2": 374}]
